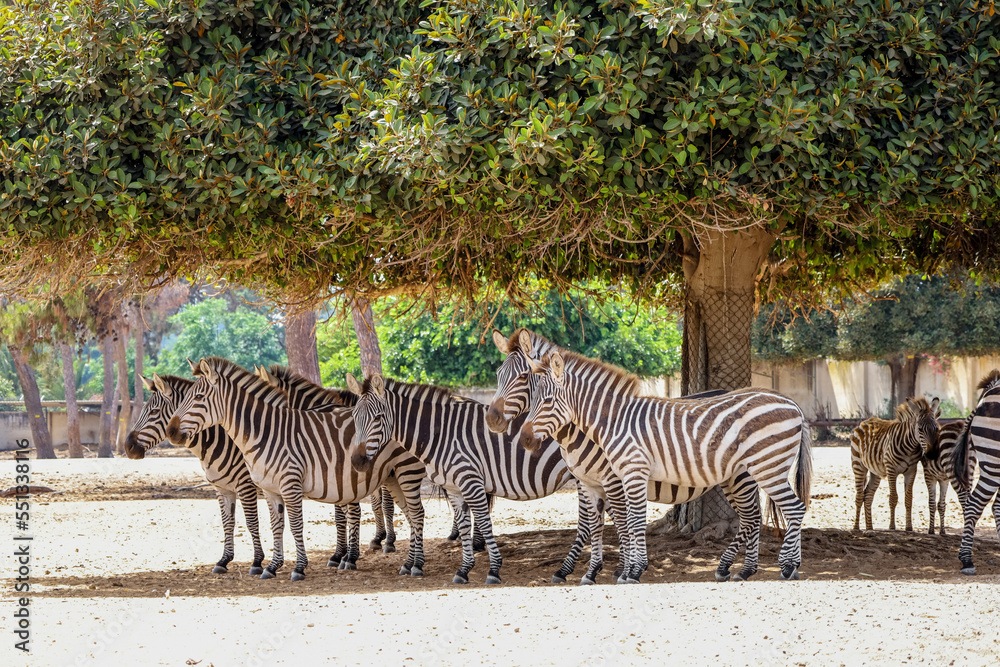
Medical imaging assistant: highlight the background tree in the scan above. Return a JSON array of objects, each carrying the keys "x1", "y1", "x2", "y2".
[{"x1": 0, "y1": 299, "x2": 56, "y2": 458}]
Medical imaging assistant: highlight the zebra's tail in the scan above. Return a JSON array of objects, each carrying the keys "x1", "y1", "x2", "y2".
[
  {"x1": 766, "y1": 497, "x2": 786, "y2": 538},
  {"x1": 796, "y1": 421, "x2": 813, "y2": 510},
  {"x1": 952, "y1": 419, "x2": 973, "y2": 492}
]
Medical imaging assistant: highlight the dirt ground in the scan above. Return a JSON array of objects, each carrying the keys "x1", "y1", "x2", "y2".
[{"x1": 2, "y1": 445, "x2": 999, "y2": 665}]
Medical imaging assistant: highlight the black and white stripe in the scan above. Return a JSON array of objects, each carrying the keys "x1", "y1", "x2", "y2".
[
  {"x1": 346, "y1": 373, "x2": 596, "y2": 585},
  {"x1": 953, "y1": 369, "x2": 1000, "y2": 575},
  {"x1": 922, "y1": 418, "x2": 974, "y2": 535},
  {"x1": 519, "y1": 349, "x2": 811, "y2": 582},
  {"x1": 850, "y1": 397, "x2": 940, "y2": 532},
  {"x1": 486, "y1": 329, "x2": 765, "y2": 583},
  {"x1": 165, "y1": 357, "x2": 427, "y2": 581}
]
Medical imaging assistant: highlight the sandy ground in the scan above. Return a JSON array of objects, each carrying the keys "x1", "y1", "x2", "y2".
[{"x1": 2, "y1": 445, "x2": 999, "y2": 666}]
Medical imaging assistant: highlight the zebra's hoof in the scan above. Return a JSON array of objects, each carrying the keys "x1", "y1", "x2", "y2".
[
  {"x1": 779, "y1": 567, "x2": 800, "y2": 581},
  {"x1": 473, "y1": 542, "x2": 487, "y2": 554},
  {"x1": 249, "y1": 566, "x2": 264, "y2": 576},
  {"x1": 410, "y1": 566, "x2": 424, "y2": 577},
  {"x1": 212, "y1": 565, "x2": 228, "y2": 574},
  {"x1": 485, "y1": 574, "x2": 502, "y2": 585},
  {"x1": 398, "y1": 565, "x2": 411, "y2": 576},
  {"x1": 550, "y1": 574, "x2": 567, "y2": 584},
  {"x1": 624, "y1": 577, "x2": 640, "y2": 584},
  {"x1": 735, "y1": 570, "x2": 755, "y2": 582},
  {"x1": 327, "y1": 557, "x2": 341, "y2": 568},
  {"x1": 960, "y1": 564, "x2": 976, "y2": 576},
  {"x1": 260, "y1": 570, "x2": 276, "y2": 580},
  {"x1": 369, "y1": 539, "x2": 382, "y2": 550},
  {"x1": 342, "y1": 561, "x2": 357, "y2": 571},
  {"x1": 615, "y1": 576, "x2": 626, "y2": 585},
  {"x1": 290, "y1": 571, "x2": 305, "y2": 581},
  {"x1": 613, "y1": 568, "x2": 623, "y2": 580},
  {"x1": 714, "y1": 570, "x2": 731, "y2": 583},
  {"x1": 453, "y1": 574, "x2": 468, "y2": 584},
  {"x1": 383, "y1": 543, "x2": 396, "y2": 554},
  {"x1": 447, "y1": 530, "x2": 460, "y2": 541},
  {"x1": 579, "y1": 576, "x2": 596, "y2": 586}
]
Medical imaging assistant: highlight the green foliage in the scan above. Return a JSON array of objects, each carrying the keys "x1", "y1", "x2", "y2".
[
  {"x1": 318, "y1": 290, "x2": 682, "y2": 386},
  {"x1": 148, "y1": 298, "x2": 285, "y2": 377}
]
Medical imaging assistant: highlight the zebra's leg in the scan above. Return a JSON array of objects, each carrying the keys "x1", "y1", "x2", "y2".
[
  {"x1": 464, "y1": 487, "x2": 503, "y2": 584},
  {"x1": 369, "y1": 490, "x2": 386, "y2": 550},
  {"x1": 615, "y1": 466, "x2": 651, "y2": 584},
  {"x1": 237, "y1": 482, "x2": 265, "y2": 576},
  {"x1": 213, "y1": 489, "x2": 237, "y2": 574},
  {"x1": 551, "y1": 482, "x2": 594, "y2": 584},
  {"x1": 447, "y1": 492, "x2": 476, "y2": 584},
  {"x1": 718, "y1": 474, "x2": 761, "y2": 582},
  {"x1": 282, "y1": 486, "x2": 308, "y2": 581},
  {"x1": 338, "y1": 503, "x2": 361, "y2": 570},
  {"x1": 327, "y1": 505, "x2": 347, "y2": 567},
  {"x1": 388, "y1": 473, "x2": 426, "y2": 577},
  {"x1": 851, "y1": 452, "x2": 868, "y2": 531},
  {"x1": 603, "y1": 478, "x2": 630, "y2": 582},
  {"x1": 472, "y1": 494, "x2": 493, "y2": 553},
  {"x1": 958, "y1": 465, "x2": 1000, "y2": 575},
  {"x1": 443, "y1": 488, "x2": 461, "y2": 541},
  {"x1": 937, "y1": 479, "x2": 948, "y2": 536},
  {"x1": 381, "y1": 486, "x2": 397, "y2": 553},
  {"x1": 753, "y1": 472, "x2": 806, "y2": 581},
  {"x1": 888, "y1": 473, "x2": 901, "y2": 531},
  {"x1": 580, "y1": 491, "x2": 606, "y2": 586},
  {"x1": 261, "y1": 493, "x2": 285, "y2": 579},
  {"x1": 924, "y1": 470, "x2": 937, "y2": 535},
  {"x1": 863, "y1": 472, "x2": 881, "y2": 531},
  {"x1": 902, "y1": 465, "x2": 917, "y2": 532}
]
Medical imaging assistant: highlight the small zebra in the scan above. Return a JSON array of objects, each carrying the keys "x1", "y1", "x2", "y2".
[
  {"x1": 519, "y1": 350, "x2": 811, "y2": 582},
  {"x1": 487, "y1": 329, "x2": 765, "y2": 583},
  {"x1": 922, "y1": 418, "x2": 974, "y2": 535},
  {"x1": 125, "y1": 373, "x2": 274, "y2": 576},
  {"x1": 166, "y1": 357, "x2": 427, "y2": 581},
  {"x1": 953, "y1": 369, "x2": 1000, "y2": 575},
  {"x1": 850, "y1": 397, "x2": 940, "y2": 532},
  {"x1": 346, "y1": 373, "x2": 598, "y2": 585}
]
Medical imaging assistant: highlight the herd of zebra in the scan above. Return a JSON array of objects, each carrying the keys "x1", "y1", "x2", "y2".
[{"x1": 122, "y1": 328, "x2": 1000, "y2": 585}]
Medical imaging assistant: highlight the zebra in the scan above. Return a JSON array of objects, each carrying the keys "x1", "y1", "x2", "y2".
[
  {"x1": 519, "y1": 350, "x2": 811, "y2": 582},
  {"x1": 922, "y1": 418, "x2": 974, "y2": 535},
  {"x1": 254, "y1": 364, "x2": 397, "y2": 558},
  {"x1": 486, "y1": 328, "x2": 766, "y2": 583},
  {"x1": 124, "y1": 373, "x2": 272, "y2": 576},
  {"x1": 850, "y1": 397, "x2": 940, "y2": 532},
  {"x1": 165, "y1": 357, "x2": 427, "y2": 581},
  {"x1": 953, "y1": 369, "x2": 1000, "y2": 575},
  {"x1": 345, "y1": 372, "x2": 600, "y2": 585}
]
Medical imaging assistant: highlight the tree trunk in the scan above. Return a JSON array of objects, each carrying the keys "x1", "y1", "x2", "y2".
[
  {"x1": 350, "y1": 297, "x2": 384, "y2": 377},
  {"x1": 9, "y1": 345, "x2": 56, "y2": 459},
  {"x1": 98, "y1": 335, "x2": 115, "y2": 458},
  {"x1": 656, "y1": 225, "x2": 778, "y2": 533},
  {"x1": 59, "y1": 341, "x2": 83, "y2": 458},
  {"x1": 886, "y1": 353, "x2": 920, "y2": 415},
  {"x1": 132, "y1": 302, "x2": 145, "y2": 420},
  {"x1": 113, "y1": 323, "x2": 132, "y2": 455},
  {"x1": 285, "y1": 309, "x2": 322, "y2": 384}
]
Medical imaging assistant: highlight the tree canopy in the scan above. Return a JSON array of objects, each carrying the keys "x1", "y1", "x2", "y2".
[{"x1": 3, "y1": 1, "x2": 1000, "y2": 307}]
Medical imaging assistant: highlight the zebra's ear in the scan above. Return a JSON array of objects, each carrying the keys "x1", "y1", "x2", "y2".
[
  {"x1": 517, "y1": 330, "x2": 532, "y2": 356},
  {"x1": 140, "y1": 374, "x2": 155, "y2": 392},
  {"x1": 525, "y1": 355, "x2": 544, "y2": 374},
  {"x1": 492, "y1": 330, "x2": 509, "y2": 354},
  {"x1": 200, "y1": 360, "x2": 219, "y2": 385},
  {"x1": 549, "y1": 352, "x2": 565, "y2": 383},
  {"x1": 930, "y1": 396, "x2": 940, "y2": 416},
  {"x1": 370, "y1": 374, "x2": 385, "y2": 398},
  {"x1": 258, "y1": 366, "x2": 277, "y2": 387},
  {"x1": 151, "y1": 373, "x2": 171, "y2": 399},
  {"x1": 345, "y1": 373, "x2": 363, "y2": 395},
  {"x1": 187, "y1": 357, "x2": 199, "y2": 374}
]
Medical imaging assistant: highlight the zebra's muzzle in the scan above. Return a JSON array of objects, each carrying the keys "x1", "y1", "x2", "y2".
[
  {"x1": 123, "y1": 431, "x2": 145, "y2": 460},
  {"x1": 485, "y1": 400, "x2": 509, "y2": 433},
  {"x1": 518, "y1": 422, "x2": 544, "y2": 453},
  {"x1": 350, "y1": 444, "x2": 374, "y2": 473},
  {"x1": 165, "y1": 416, "x2": 189, "y2": 446}
]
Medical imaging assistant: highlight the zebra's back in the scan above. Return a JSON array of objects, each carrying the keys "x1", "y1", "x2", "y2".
[{"x1": 851, "y1": 418, "x2": 921, "y2": 478}]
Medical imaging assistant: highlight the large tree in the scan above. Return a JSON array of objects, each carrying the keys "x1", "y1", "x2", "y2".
[{"x1": 0, "y1": 300, "x2": 56, "y2": 458}]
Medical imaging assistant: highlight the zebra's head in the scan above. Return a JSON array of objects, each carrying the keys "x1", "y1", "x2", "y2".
[
  {"x1": 346, "y1": 372, "x2": 393, "y2": 473},
  {"x1": 520, "y1": 352, "x2": 571, "y2": 453},
  {"x1": 486, "y1": 329, "x2": 537, "y2": 433},
  {"x1": 898, "y1": 396, "x2": 941, "y2": 455},
  {"x1": 166, "y1": 358, "x2": 227, "y2": 447},
  {"x1": 125, "y1": 374, "x2": 191, "y2": 460}
]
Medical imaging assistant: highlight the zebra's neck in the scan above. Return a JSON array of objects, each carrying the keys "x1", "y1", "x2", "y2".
[
  {"x1": 384, "y1": 380, "x2": 471, "y2": 456},
  {"x1": 560, "y1": 357, "x2": 637, "y2": 447}
]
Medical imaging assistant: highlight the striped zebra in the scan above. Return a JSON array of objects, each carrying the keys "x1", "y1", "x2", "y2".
[
  {"x1": 850, "y1": 397, "x2": 940, "y2": 532},
  {"x1": 487, "y1": 329, "x2": 765, "y2": 583},
  {"x1": 346, "y1": 373, "x2": 599, "y2": 585},
  {"x1": 165, "y1": 357, "x2": 427, "y2": 581},
  {"x1": 255, "y1": 364, "x2": 398, "y2": 558},
  {"x1": 922, "y1": 418, "x2": 974, "y2": 535},
  {"x1": 953, "y1": 369, "x2": 1000, "y2": 575},
  {"x1": 519, "y1": 350, "x2": 811, "y2": 582}
]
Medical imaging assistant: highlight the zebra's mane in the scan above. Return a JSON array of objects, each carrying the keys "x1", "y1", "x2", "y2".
[
  {"x1": 976, "y1": 369, "x2": 1000, "y2": 394},
  {"x1": 541, "y1": 349, "x2": 641, "y2": 396},
  {"x1": 156, "y1": 375, "x2": 194, "y2": 393},
  {"x1": 376, "y1": 377, "x2": 475, "y2": 405},
  {"x1": 507, "y1": 327, "x2": 556, "y2": 356},
  {"x1": 197, "y1": 356, "x2": 289, "y2": 401},
  {"x1": 894, "y1": 397, "x2": 932, "y2": 422},
  {"x1": 265, "y1": 364, "x2": 358, "y2": 405}
]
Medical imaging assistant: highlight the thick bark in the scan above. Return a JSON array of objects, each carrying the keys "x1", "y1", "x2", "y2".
[
  {"x1": 350, "y1": 298, "x2": 384, "y2": 377},
  {"x1": 658, "y1": 225, "x2": 779, "y2": 533},
  {"x1": 9, "y1": 345, "x2": 56, "y2": 459},
  {"x1": 886, "y1": 354, "x2": 920, "y2": 415},
  {"x1": 98, "y1": 335, "x2": 115, "y2": 458},
  {"x1": 285, "y1": 309, "x2": 322, "y2": 384},
  {"x1": 132, "y1": 303, "x2": 145, "y2": 419},
  {"x1": 113, "y1": 323, "x2": 132, "y2": 455},
  {"x1": 59, "y1": 341, "x2": 83, "y2": 458}
]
